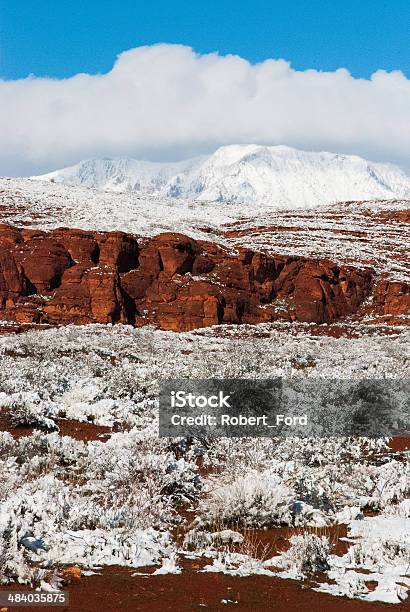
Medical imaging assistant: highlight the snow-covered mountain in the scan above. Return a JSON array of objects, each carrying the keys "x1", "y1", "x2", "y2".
[{"x1": 34, "y1": 144, "x2": 410, "y2": 208}]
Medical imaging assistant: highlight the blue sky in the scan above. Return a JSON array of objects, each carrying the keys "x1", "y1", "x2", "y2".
[
  {"x1": 1, "y1": 0, "x2": 409, "y2": 80},
  {"x1": 0, "y1": 1, "x2": 410, "y2": 176}
]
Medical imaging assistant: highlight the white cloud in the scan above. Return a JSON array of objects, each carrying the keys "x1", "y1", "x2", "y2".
[{"x1": 1, "y1": 44, "x2": 410, "y2": 175}]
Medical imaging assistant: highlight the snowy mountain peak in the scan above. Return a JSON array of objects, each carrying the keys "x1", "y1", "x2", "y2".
[{"x1": 34, "y1": 145, "x2": 410, "y2": 209}]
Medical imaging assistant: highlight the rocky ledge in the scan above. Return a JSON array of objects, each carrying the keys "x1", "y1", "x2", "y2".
[{"x1": 0, "y1": 224, "x2": 408, "y2": 331}]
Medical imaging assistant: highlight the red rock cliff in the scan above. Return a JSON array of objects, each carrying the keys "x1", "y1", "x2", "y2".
[{"x1": 0, "y1": 224, "x2": 407, "y2": 331}]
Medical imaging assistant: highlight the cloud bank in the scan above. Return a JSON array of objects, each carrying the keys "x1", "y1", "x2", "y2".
[{"x1": 1, "y1": 44, "x2": 410, "y2": 175}]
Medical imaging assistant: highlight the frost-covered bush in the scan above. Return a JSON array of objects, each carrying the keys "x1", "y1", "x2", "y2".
[
  {"x1": 348, "y1": 538, "x2": 410, "y2": 568},
  {"x1": 386, "y1": 499, "x2": 410, "y2": 518},
  {"x1": 369, "y1": 460, "x2": 410, "y2": 510},
  {"x1": 0, "y1": 504, "x2": 57, "y2": 586},
  {"x1": 11, "y1": 431, "x2": 88, "y2": 481},
  {"x1": 0, "y1": 423, "x2": 201, "y2": 586},
  {"x1": 0, "y1": 522, "x2": 36, "y2": 585},
  {"x1": 201, "y1": 435, "x2": 407, "y2": 522},
  {"x1": 289, "y1": 462, "x2": 376, "y2": 514},
  {"x1": 198, "y1": 471, "x2": 294, "y2": 527},
  {"x1": 2, "y1": 392, "x2": 58, "y2": 431},
  {"x1": 281, "y1": 534, "x2": 331, "y2": 576},
  {"x1": 0, "y1": 431, "x2": 14, "y2": 454}
]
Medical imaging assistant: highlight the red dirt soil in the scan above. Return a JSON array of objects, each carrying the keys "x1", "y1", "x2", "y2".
[
  {"x1": 2, "y1": 561, "x2": 409, "y2": 612},
  {"x1": 388, "y1": 437, "x2": 410, "y2": 452},
  {"x1": 0, "y1": 411, "x2": 112, "y2": 442}
]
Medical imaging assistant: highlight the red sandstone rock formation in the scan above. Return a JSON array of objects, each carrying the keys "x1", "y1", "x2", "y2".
[
  {"x1": 0, "y1": 223, "x2": 407, "y2": 331},
  {"x1": 373, "y1": 279, "x2": 410, "y2": 317}
]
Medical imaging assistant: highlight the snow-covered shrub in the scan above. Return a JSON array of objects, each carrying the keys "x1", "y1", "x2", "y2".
[
  {"x1": 183, "y1": 529, "x2": 213, "y2": 551},
  {"x1": 86, "y1": 429, "x2": 201, "y2": 509},
  {"x1": 0, "y1": 458, "x2": 22, "y2": 501},
  {"x1": 2, "y1": 392, "x2": 58, "y2": 431},
  {"x1": 152, "y1": 552, "x2": 181, "y2": 575},
  {"x1": 348, "y1": 538, "x2": 410, "y2": 568},
  {"x1": 198, "y1": 471, "x2": 294, "y2": 527},
  {"x1": 386, "y1": 499, "x2": 410, "y2": 518},
  {"x1": 289, "y1": 462, "x2": 375, "y2": 514},
  {"x1": 0, "y1": 513, "x2": 52, "y2": 586},
  {"x1": 13, "y1": 431, "x2": 87, "y2": 481},
  {"x1": 369, "y1": 460, "x2": 410, "y2": 509},
  {"x1": 183, "y1": 528, "x2": 245, "y2": 553},
  {"x1": 281, "y1": 533, "x2": 331, "y2": 576}
]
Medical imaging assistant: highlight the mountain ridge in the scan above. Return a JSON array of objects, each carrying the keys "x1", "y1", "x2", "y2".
[{"x1": 34, "y1": 144, "x2": 410, "y2": 209}]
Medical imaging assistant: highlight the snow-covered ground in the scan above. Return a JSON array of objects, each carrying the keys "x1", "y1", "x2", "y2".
[
  {"x1": 0, "y1": 177, "x2": 409, "y2": 282},
  {"x1": 34, "y1": 144, "x2": 410, "y2": 208},
  {"x1": 224, "y1": 200, "x2": 410, "y2": 282},
  {"x1": 315, "y1": 516, "x2": 410, "y2": 603},
  {"x1": 0, "y1": 323, "x2": 408, "y2": 603},
  {"x1": 0, "y1": 176, "x2": 230, "y2": 240}
]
